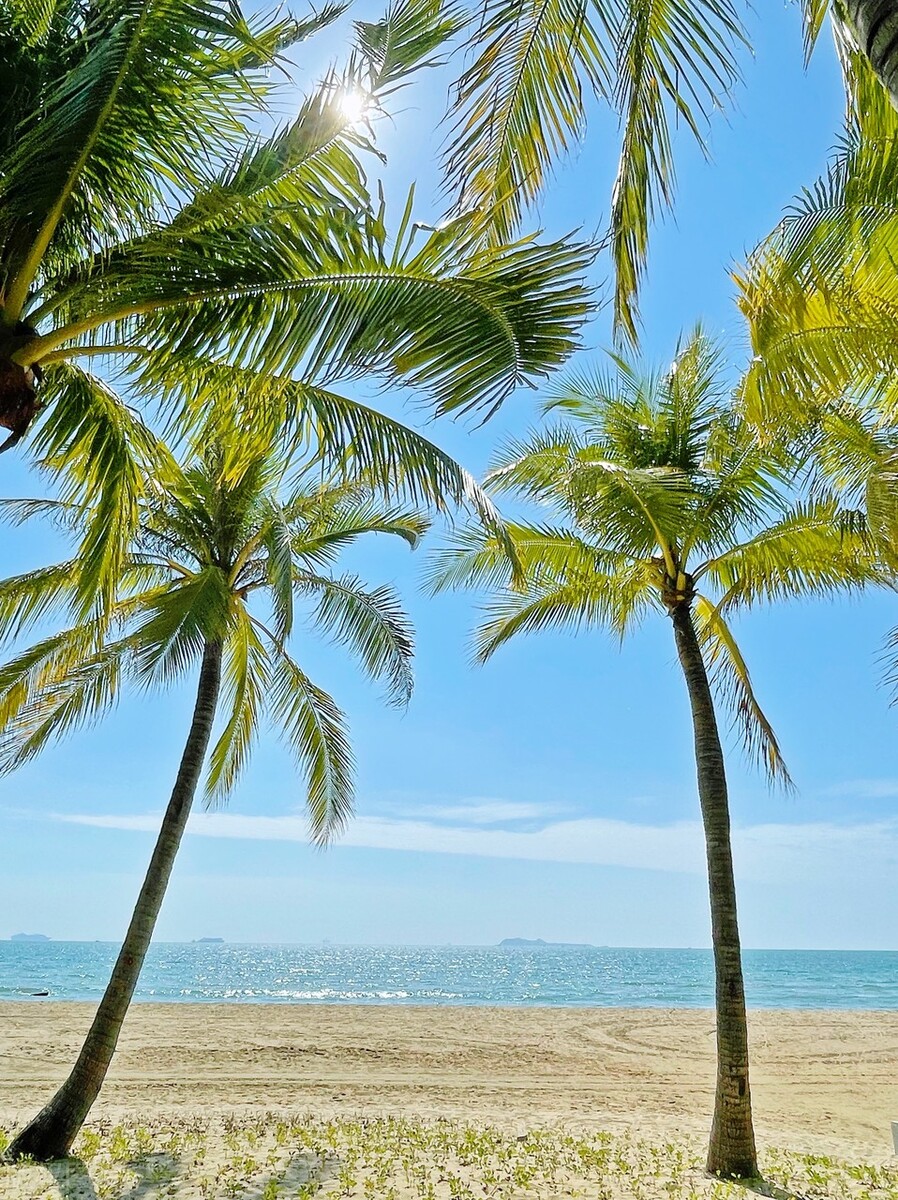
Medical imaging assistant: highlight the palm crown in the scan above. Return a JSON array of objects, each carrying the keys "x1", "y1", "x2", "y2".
[
  {"x1": 0, "y1": 433, "x2": 427, "y2": 841},
  {"x1": 0, "y1": 0, "x2": 593, "y2": 612},
  {"x1": 433, "y1": 331, "x2": 879, "y2": 782}
]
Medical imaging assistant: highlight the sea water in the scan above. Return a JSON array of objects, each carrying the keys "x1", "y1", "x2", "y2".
[{"x1": 1, "y1": 942, "x2": 896, "y2": 1007}]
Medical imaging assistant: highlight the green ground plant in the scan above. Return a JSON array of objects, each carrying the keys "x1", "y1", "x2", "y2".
[{"x1": 2, "y1": 1115, "x2": 895, "y2": 1200}]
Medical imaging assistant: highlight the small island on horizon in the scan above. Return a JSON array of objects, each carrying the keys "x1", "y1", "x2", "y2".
[
  {"x1": 498, "y1": 938, "x2": 594, "y2": 949},
  {"x1": 195, "y1": 937, "x2": 225, "y2": 944},
  {"x1": 10, "y1": 933, "x2": 51, "y2": 942}
]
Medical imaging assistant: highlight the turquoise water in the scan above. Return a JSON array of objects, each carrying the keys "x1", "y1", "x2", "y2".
[{"x1": 1, "y1": 943, "x2": 896, "y2": 1007}]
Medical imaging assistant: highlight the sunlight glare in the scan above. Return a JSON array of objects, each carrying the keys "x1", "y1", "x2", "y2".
[{"x1": 339, "y1": 88, "x2": 370, "y2": 126}]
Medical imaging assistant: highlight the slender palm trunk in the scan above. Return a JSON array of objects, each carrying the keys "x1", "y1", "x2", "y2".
[
  {"x1": 7, "y1": 640, "x2": 222, "y2": 1162},
  {"x1": 842, "y1": 1, "x2": 898, "y2": 109},
  {"x1": 670, "y1": 602, "x2": 757, "y2": 1179}
]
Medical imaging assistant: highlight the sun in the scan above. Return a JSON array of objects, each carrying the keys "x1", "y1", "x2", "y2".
[{"x1": 338, "y1": 88, "x2": 370, "y2": 126}]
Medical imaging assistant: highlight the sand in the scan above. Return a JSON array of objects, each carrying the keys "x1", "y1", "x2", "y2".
[{"x1": 1, "y1": 1002, "x2": 897, "y2": 1160}]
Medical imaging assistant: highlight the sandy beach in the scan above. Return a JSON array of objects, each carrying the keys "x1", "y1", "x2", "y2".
[{"x1": 2, "y1": 1002, "x2": 897, "y2": 1158}]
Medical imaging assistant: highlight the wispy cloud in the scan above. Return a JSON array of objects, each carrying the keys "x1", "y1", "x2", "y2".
[
  {"x1": 48, "y1": 807, "x2": 898, "y2": 882},
  {"x1": 384, "y1": 799, "x2": 557, "y2": 826}
]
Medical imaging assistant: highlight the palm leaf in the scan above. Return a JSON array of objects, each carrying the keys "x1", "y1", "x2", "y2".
[
  {"x1": 28, "y1": 361, "x2": 170, "y2": 619},
  {"x1": 443, "y1": 0, "x2": 613, "y2": 243},
  {"x1": 0, "y1": 634, "x2": 134, "y2": 773},
  {"x1": 610, "y1": 0, "x2": 743, "y2": 341},
  {"x1": 693, "y1": 593, "x2": 792, "y2": 787},
  {"x1": 204, "y1": 606, "x2": 269, "y2": 803},
  {"x1": 132, "y1": 567, "x2": 232, "y2": 683},
  {"x1": 265, "y1": 638, "x2": 355, "y2": 844},
  {"x1": 299, "y1": 573, "x2": 415, "y2": 706}
]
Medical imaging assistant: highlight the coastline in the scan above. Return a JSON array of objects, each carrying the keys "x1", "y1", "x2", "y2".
[{"x1": 2, "y1": 1002, "x2": 896, "y2": 1160}]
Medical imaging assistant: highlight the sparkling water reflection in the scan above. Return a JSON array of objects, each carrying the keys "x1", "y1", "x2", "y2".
[{"x1": 1, "y1": 943, "x2": 897, "y2": 1007}]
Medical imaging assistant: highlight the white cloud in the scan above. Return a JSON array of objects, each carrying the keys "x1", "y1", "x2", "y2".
[
  {"x1": 49, "y1": 807, "x2": 898, "y2": 883},
  {"x1": 395, "y1": 799, "x2": 556, "y2": 825}
]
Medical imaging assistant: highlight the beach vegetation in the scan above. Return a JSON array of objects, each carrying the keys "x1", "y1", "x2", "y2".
[
  {"x1": 3, "y1": 1115, "x2": 896, "y2": 1200},
  {"x1": 428, "y1": 329, "x2": 882, "y2": 1179},
  {"x1": 0, "y1": 419, "x2": 430, "y2": 1160}
]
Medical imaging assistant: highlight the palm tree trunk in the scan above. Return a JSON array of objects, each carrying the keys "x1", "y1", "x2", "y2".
[
  {"x1": 6, "y1": 640, "x2": 222, "y2": 1162},
  {"x1": 670, "y1": 602, "x2": 757, "y2": 1180},
  {"x1": 842, "y1": 1, "x2": 898, "y2": 109}
]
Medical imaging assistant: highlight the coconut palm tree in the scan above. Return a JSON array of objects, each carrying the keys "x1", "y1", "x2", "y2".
[
  {"x1": 444, "y1": 0, "x2": 898, "y2": 341},
  {"x1": 430, "y1": 330, "x2": 879, "y2": 1179},
  {"x1": 0, "y1": 0, "x2": 594, "y2": 608},
  {"x1": 0, "y1": 425, "x2": 428, "y2": 1161}
]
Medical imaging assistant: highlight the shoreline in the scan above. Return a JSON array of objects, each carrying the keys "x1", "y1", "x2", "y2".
[
  {"x1": 2, "y1": 1002, "x2": 897, "y2": 1159},
  {"x1": 4, "y1": 997, "x2": 898, "y2": 1010}
]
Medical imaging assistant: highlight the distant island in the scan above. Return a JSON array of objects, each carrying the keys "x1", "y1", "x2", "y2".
[
  {"x1": 10, "y1": 933, "x2": 50, "y2": 942},
  {"x1": 195, "y1": 937, "x2": 225, "y2": 944},
  {"x1": 499, "y1": 938, "x2": 594, "y2": 948}
]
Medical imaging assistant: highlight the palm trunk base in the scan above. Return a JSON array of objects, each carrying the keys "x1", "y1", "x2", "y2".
[
  {"x1": 706, "y1": 1108, "x2": 758, "y2": 1179},
  {"x1": 706, "y1": 1010, "x2": 757, "y2": 1177},
  {"x1": 6, "y1": 1086, "x2": 87, "y2": 1161}
]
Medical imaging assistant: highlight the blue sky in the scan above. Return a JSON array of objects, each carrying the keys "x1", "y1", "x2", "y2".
[{"x1": 4, "y1": 2, "x2": 898, "y2": 950}]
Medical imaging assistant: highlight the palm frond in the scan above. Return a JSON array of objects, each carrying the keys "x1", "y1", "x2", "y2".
[
  {"x1": 265, "y1": 638, "x2": 355, "y2": 844},
  {"x1": 204, "y1": 606, "x2": 269, "y2": 803},
  {"x1": 0, "y1": 560, "x2": 79, "y2": 644},
  {"x1": 353, "y1": 0, "x2": 462, "y2": 98},
  {"x1": 0, "y1": 582, "x2": 152, "y2": 758},
  {"x1": 28, "y1": 361, "x2": 171, "y2": 618},
  {"x1": 32, "y1": 219, "x2": 594, "y2": 421},
  {"x1": 698, "y1": 498, "x2": 882, "y2": 607},
  {"x1": 427, "y1": 519, "x2": 636, "y2": 592},
  {"x1": 444, "y1": 0, "x2": 742, "y2": 337},
  {"x1": 2, "y1": 0, "x2": 309, "y2": 314},
  {"x1": 693, "y1": 593, "x2": 792, "y2": 787},
  {"x1": 610, "y1": 0, "x2": 743, "y2": 341},
  {"x1": 473, "y1": 562, "x2": 651, "y2": 660},
  {"x1": 443, "y1": 0, "x2": 613, "y2": 243},
  {"x1": 0, "y1": 634, "x2": 134, "y2": 773},
  {"x1": 132, "y1": 567, "x2": 232, "y2": 683},
  {"x1": 300, "y1": 574, "x2": 415, "y2": 707}
]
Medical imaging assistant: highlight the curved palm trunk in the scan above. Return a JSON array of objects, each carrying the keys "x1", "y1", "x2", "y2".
[
  {"x1": 841, "y1": 1, "x2": 898, "y2": 109},
  {"x1": 7, "y1": 640, "x2": 222, "y2": 1162},
  {"x1": 670, "y1": 602, "x2": 757, "y2": 1180}
]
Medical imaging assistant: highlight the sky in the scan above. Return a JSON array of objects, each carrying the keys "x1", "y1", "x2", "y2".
[{"x1": 4, "y1": 2, "x2": 898, "y2": 951}]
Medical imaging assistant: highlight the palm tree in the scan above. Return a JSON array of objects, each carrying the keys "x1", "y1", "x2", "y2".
[
  {"x1": 430, "y1": 331, "x2": 879, "y2": 1179},
  {"x1": 0, "y1": 0, "x2": 594, "y2": 606},
  {"x1": 0, "y1": 428, "x2": 427, "y2": 1161},
  {"x1": 443, "y1": 0, "x2": 898, "y2": 341}
]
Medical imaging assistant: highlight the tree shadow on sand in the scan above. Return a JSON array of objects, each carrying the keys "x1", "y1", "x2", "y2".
[
  {"x1": 735, "y1": 1176, "x2": 809, "y2": 1200},
  {"x1": 27, "y1": 1144, "x2": 338, "y2": 1200},
  {"x1": 40, "y1": 1158, "x2": 101, "y2": 1200}
]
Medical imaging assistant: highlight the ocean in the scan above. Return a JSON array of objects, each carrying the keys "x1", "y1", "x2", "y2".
[{"x1": 1, "y1": 942, "x2": 896, "y2": 1008}]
